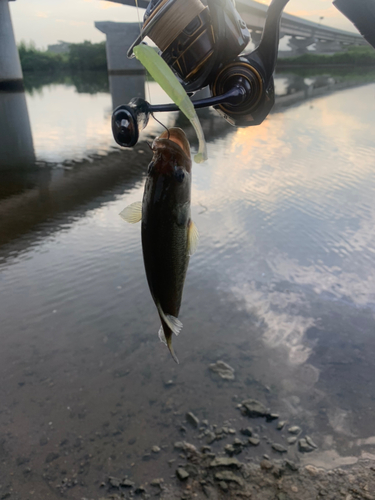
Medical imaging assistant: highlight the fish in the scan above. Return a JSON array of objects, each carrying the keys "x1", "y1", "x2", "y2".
[{"x1": 120, "y1": 127, "x2": 199, "y2": 363}]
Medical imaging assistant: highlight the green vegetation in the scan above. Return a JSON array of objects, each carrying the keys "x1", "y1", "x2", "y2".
[
  {"x1": 18, "y1": 41, "x2": 107, "y2": 73},
  {"x1": 278, "y1": 45, "x2": 375, "y2": 67}
]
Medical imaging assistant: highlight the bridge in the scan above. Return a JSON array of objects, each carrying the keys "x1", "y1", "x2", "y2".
[{"x1": 107, "y1": 0, "x2": 366, "y2": 54}]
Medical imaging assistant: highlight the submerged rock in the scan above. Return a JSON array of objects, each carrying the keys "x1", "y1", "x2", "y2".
[
  {"x1": 186, "y1": 412, "x2": 199, "y2": 428},
  {"x1": 248, "y1": 437, "x2": 260, "y2": 446},
  {"x1": 215, "y1": 470, "x2": 243, "y2": 486},
  {"x1": 240, "y1": 399, "x2": 269, "y2": 418},
  {"x1": 240, "y1": 427, "x2": 253, "y2": 437},
  {"x1": 305, "y1": 435, "x2": 318, "y2": 449},
  {"x1": 209, "y1": 360, "x2": 235, "y2": 380},
  {"x1": 287, "y1": 437, "x2": 297, "y2": 445},
  {"x1": 176, "y1": 468, "x2": 189, "y2": 481},
  {"x1": 288, "y1": 426, "x2": 301, "y2": 435},
  {"x1": 298, "y1": 438, "x2": 315, "y2": 453},
  {"x1": 210, "y1": 457, "x2": 241, "y2": 469},
  {"x1": 272, "y1": 443, "x2": 287, "y2": 453},
  {"x1": 277, "y1": 421, "x2": 286, "y2": 430}
]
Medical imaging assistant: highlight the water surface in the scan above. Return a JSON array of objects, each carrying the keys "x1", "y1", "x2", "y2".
[{"x1": 1, "y1": 70, "x2": 375, "y2": 499}]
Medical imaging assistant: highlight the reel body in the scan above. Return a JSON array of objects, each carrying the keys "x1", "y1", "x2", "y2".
[{"x1": 112, "y1": 0, "x2": 290, "y2": 147}]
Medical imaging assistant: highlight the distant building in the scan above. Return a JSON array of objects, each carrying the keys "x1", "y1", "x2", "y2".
[{"x1": 47, "y1": 41, "x2": 71, "y2": 54}]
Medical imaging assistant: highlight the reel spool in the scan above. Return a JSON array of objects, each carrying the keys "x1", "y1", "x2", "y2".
[{"x1": 128, "y1": 0, "x2": 250, "y2": 92}]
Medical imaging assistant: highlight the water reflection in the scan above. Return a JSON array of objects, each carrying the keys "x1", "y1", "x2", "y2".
[
  {"x1": 0, "y1": 91, "x2": 35, "y2": 170},
  {"x1": 1, "y1": 67, "x2": 373, "y2": 170}
]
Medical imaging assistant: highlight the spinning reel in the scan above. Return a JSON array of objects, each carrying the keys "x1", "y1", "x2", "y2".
[{"x1": 112, "y1": 0, "x2": 375, "y2": 148}]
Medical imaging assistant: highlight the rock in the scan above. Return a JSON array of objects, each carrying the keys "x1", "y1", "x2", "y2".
[
  {"x1": 176, "y1": 468, "x2": 189, "y2": 481},
  {"x1": 150, "y1": 478, "x2": 163, "y2": 487},
  {"x1": 240, "y1": 427, "x2": 253, "y2": 437},
  {"x1": 284, "y1": 459, "x2": 298, "y2": 472},
  {"x1": 135, "y1": 485, "x2": 146, "y2": 494},
  {"x1": 266, "y1": 413, "x2": 279, "y2": 421},
  {"x1": 201, "y1": 445, "x2": 211, "y2": 454},
  {"x1": 225, "y1": 444, "x2": 235, "y2": 456},
  {"x1": 277, "y1": 421, "x2": 286, "y2": 430},
  {"x1": 186, "y1": 412, "x2": 199, "y2": 428},
  {"x1": 45, "y1": 452, "x2": 59, "y2": 463},
  {"x1": 287, "y1": 437, "x2": 297, "y2": 445},
  {"x1": 174, "y1": 441, "x2": 185, "y2": 450},
  {"x1": 288, "y1": 426, "x2": 301, "y2": 435},
  {"x1": 218, "y1": 481, "x2": 228, "y2": 491},
  {"x1": 215, "y1": 471, "x2": 243, "y2": 486},
  {"x1": 272, "y1": 443, "x2": 287, "y2": 453},
  {"x1": 305, "y1": 465, "x2": 319, "y2": 476},
  {"x1": 151, "y1": 445, "x2": 161, "y2": 453},
  {"x1": 209, "y1": 360, "x2": 235, "y2": 380},
  {"x1": 248, "y1": 437, "x2": 260, "y2": 446},
  {"x1": 240, "y1": 399, "x2": 268, "y2": 418},
  {"x1": 206, "y1": 431, "x2": 216, "y2": 444},
  {"x1": 305, "y1": 435, "x2": 318, "y2": 449},
  {"x1": 108, "y1": 476, "x2": 121, "y2": 488},
  {"x1": 122, "y1": 479, "x2": 135, "y2": 487},
  {"x1": 233, "y1": 438, "x2": 243, "y2": 447},
  {"x1": 260, "y1": 459, "x2": 273, "y2": 470},
  {"x1": 209, "y1": 457, "x2": 241, "y2": 469},
  {"x1": 298, "y1": 438, "x2": 314, "y2": 453},
  {"x1": 228, "y1": 428, "x2": 236, "y2": 434}
]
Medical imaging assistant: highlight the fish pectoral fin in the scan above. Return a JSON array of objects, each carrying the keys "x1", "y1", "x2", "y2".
[
  {"x1": 119, "y1": 201, "x2": 142, "y2": 223},
  {"x1": 158, "y1": 326, "x2": 167, "y2": 346},
  {"x1": 187, "y1": 220, "x2": 199, "y2": 256}
]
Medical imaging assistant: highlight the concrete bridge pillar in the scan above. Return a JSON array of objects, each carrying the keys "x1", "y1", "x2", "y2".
[
  {"x1": 0, "y1": 0, "x2": 35, "y2": 170},
  {"x1": 287, "y1": 35, "x2": 316, "y2": 56},
  {"x1": 95, "y1": 22, "x2": 145, "y2": 109},
  {"x1": 314, "y1": 39, "x2": 345, "y2": 54}
]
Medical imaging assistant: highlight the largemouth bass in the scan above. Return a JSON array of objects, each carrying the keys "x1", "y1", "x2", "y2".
[{"x1": 120, "y1": 128, "x2": 199, "y2": 363}]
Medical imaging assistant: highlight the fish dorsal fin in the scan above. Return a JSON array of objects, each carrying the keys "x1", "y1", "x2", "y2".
[
  {"x1": 119, "y1": 201, "x2": 142, "y2": 223},
  {"x1": 187, "y1": 220, "x2": 199, "y2": 256}
]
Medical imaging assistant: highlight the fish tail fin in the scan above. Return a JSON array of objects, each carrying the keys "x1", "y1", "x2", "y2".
[
  {"x1": 167, "y1": 336, "x2": 179, "y2": 364},
  {"x1": 158, "y1": 325, "x2": 179, "y2": 364}
]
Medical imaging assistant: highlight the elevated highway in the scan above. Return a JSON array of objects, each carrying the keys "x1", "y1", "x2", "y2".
[{"x1": 107, "y1": 0, "x2": 366, "y2": 53}]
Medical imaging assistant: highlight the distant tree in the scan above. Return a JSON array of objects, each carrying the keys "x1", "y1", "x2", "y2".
[
  {"x1": 18, "y1": 40, "x2": 66, "y2": 72},
  {"x1": 67, "y1": 41, "x2": 107, "y2": 71}
]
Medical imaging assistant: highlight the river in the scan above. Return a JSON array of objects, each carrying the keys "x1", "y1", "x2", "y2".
[{"x1": 0, "y1": 68, "x2": 375, "y2": 499}]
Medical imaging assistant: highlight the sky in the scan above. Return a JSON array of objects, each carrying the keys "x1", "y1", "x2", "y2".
[{"x1": 10, "y1": 0, "x2": 358, "y2": 50}]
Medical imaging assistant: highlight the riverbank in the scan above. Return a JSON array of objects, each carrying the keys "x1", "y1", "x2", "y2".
[
  {"x1": 277, "y1": 46, "x2": 375, "y2": 68},
  {"x1": 96, "y1": 392, "x2": 375, "y2": 500}
]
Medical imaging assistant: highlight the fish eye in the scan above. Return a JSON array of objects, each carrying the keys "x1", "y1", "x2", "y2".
[
  {"x1": 174, "y1": 167, "x2": 185, "y2": 182},
  {"x1": 147, "y1": 161, "x2": 155, "y2": 175}
]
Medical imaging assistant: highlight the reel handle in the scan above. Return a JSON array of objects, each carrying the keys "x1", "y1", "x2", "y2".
[{"x1": 111, "y1": 87, "x2": 247, "y2": 148}]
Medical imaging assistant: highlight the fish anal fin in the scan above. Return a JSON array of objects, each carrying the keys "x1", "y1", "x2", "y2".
[
  {"x1": 119, "y1": 201, "x2": 142, "y2": 223},
  {"x1": 165, "y1": 314, "x2": 183, "y2": 336},
  {"x1": 187, "y1": 220, "x2": 199, "y2": 256}
]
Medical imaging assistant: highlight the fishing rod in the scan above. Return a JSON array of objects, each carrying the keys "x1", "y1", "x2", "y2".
[{"x1": 112, "y1": 0, "x2": 375, "y2": 148}]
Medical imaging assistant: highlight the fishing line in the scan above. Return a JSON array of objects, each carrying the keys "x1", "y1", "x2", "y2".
[
  {"x1": 134, "y1": 0, "x2": 152, "y2": 105},
  {"x1": 151, "y1": 112, "x2": 170, "y2": 139}
]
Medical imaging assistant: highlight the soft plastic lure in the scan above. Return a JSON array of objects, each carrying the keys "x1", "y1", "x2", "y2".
[{"x1": 133, "y1": 44, "x2": 207, "y2": 163}]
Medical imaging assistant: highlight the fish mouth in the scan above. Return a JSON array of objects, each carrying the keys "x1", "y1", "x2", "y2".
[{"x1": 159, "y1": 127, "x2": 191, "y2": 158}]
